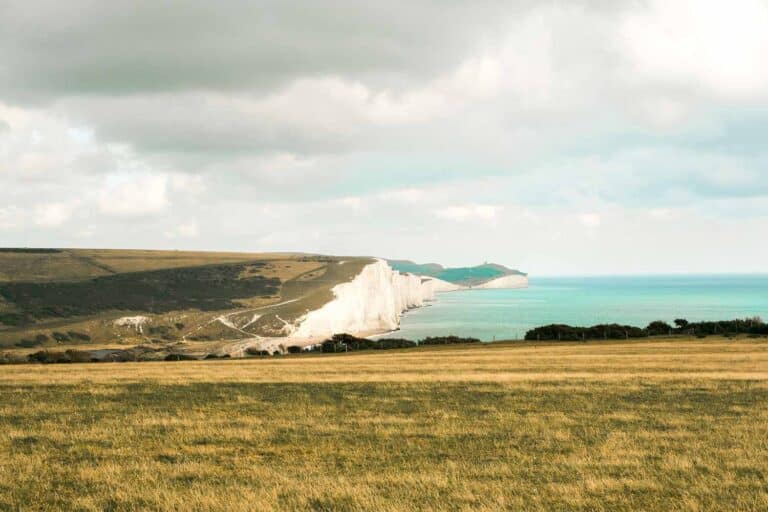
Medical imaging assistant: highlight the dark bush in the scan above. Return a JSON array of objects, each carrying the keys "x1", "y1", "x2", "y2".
[
  {"x1": 286, "y1": 345, "x2": 303, "y2": 354},
  {"x1": 0, "y1": 313, "x2": 25, "y2": 326},
  {"x1": 525, "y1": 317, "x2": 768, "y2": 341},
  {"x1": 646, "y1": 320, "x2": 673, "y2": 336},
  {"x1": 27, "y1": 350, "x2": 91, "y2": 364},
  {"x1": 377, "y1": 338, "x2": 418, "y2": 349},
  {"x1": 525, "y1": 324, "x2": 647, "y2": 341},
  {"x1": 679, "y1": 318, "x2": 768, "y2": 336},
  {"x1": 420, "y1": 336, "x2": 481, "y2": 345},
  {"x1": 15, "y1": 338, "x2": 40, "y2": 348},
  {"x1": 52, "y1": 331, "x2": 70, "y2": 342},
  {"x1": 65, "y1": 349, "x2": 93, "y2": 363},
  {"x1": 0, "y1": 248, "x2": 62, "y2": 253},
  {"x1": 245, "y1": 348, "x2": 271, "y2": 356},
  {"x1": 67, "y1": 331, "x2": 91, "y2": 341},
  {"x1": 321, "y1": 333, "x2": 370, "y2": 353},
  {"x1": 321, "y1": 333, "x2": 419, "y2": 353},
  {"x1": 175, "y1": 323, "x2": 185, "y2": 330},
  {"x1": 164, "y1": 353, "x2": 198, "y2": 361}
]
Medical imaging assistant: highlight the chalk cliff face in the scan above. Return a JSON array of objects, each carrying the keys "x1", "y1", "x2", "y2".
[
  {"x1": 421, "y1": 276, "x2": 465, "y2": 293},
  {"x1": 472, "y1": 274, "x2": 529, "y2": 289},
  {"x1": 290, "y1": 260, "x2": 526, "y2": 341},
  {"x1": 293, "y1": 260, "x2": 438, "y2": 339}
]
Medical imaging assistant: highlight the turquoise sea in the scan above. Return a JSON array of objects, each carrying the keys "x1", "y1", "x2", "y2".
[{"x1": 390, "y1": 275, "x2": 768, "y2": 341}]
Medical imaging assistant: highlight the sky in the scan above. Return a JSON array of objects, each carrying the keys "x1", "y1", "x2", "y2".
[{"x1": 1, "y1": 0, "x2": 767, "y2": 275}]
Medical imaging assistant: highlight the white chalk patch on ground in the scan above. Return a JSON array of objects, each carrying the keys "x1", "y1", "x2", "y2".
[
  {"x1": 242, "y1": 313, "x2": 262, "y2": 329},
  {"x1": 114, "y1": 316, "x2": 149, "y2": 334}
]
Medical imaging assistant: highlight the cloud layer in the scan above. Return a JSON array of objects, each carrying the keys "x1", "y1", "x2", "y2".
[{"x1": 1, "y1": 0, "x2": 767, "y2": 274}]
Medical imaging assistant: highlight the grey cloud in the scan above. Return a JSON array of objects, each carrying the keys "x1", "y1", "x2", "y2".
[
  {"x1": 0, "y1": 0, "x2": 529, "y2": 103},
  {"x1": 2, "y1": 0, "x2": 768, "y2": 274}
]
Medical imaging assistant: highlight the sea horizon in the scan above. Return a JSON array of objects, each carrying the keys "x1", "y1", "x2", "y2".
[{"x1": 391, "y1": 273, "x2": 768, "y2": 342}]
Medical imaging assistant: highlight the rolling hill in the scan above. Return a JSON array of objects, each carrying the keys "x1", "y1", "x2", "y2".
[
  {"x1": 388, "y1": 260, "x2": 527, "y2": 287},
  {"x1": 0, "y1": 248, "x2": 370, "y2": 352}
]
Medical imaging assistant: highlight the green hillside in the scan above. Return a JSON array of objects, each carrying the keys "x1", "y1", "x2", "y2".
[
  {"x1": 388, "y1": 260, "x2": 526, "y2": 286},
  {"x1": 0, "y1": 248, "x2": 370, "y2": 350}
]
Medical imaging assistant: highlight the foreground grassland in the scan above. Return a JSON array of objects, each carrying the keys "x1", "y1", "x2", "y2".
[{"x1": 1, "y1": 338, "x2": 767, "y2": 511}]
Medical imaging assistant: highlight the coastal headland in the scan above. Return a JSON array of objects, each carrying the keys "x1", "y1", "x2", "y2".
[{"x1": 0, "y1": 249, "x2": 526, "y2": 359}]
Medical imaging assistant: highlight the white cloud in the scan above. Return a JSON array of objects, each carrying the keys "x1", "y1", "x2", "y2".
[
  {"x1": 377, "y1": 187, "x2": 428, "y2": 204},
  {"x1": 434, "y1": 204, "x2": 501, "y2": 221},
  {"x1": 333, "y1": 196, "x2": 362, "y2": 209},
  {"x1": 620, "y1": 0, "x2": 768, "y2": 99},
  {"x1": 0, "y1": 206, "x2": 22, "y2": 230},
  {"x1": 165, "y1": 221, "x2": 199, "y2": 238},
  {"x1": 579, "y1": 213, "x2": 602, "y2": 227},
  {"x1": 34, "y1": 201, "x2": 77, "y2": 227},
  {"x1": 98, "y1": 174, "x2": 168, "y2": 217},
  {"x1": 168, "y1": 173, "x2": 205, "y2": 196}
]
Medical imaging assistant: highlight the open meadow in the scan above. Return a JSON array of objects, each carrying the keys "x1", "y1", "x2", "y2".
[{"x1": 1, "y1": 337, "x2": 767, "y2": 511}]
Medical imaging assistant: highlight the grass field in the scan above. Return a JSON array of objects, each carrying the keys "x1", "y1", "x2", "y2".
[{"x1": 1, "y1": 338, "x2": 766, "y2": 511}]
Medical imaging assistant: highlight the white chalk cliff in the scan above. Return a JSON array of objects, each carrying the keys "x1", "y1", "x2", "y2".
[
  {"x1": 290, "y1": 260, "x2": 527, "y2": 341},
  {"x1": 293, "y1": 260, "x2": 442, "y2": 339},
  {"x1": 472, "y1": 274, "x2": 529, "y2": 289}
]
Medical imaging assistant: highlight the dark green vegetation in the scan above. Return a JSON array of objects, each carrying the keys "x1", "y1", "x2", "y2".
[
  {"x1": 314, "y1": 333, "x2": 480, "y2": 354},
  {"x1": 0, "y1": 248, "x2": 62, "y2": 254},
  {"x1": 0, "y1": 339, "x2": 766, "y2": 510},
  {"x1": 388, "y1": 259, "x2": 526, "y2": 286},
  {"x1": 0, "y1": 262, "x2": 279, "y2": 323},
  {"x1": 318, "y1": 334, "x2": 416, "y2": 353},
  {"x1": 421, "y1": 335, "x2": 481, "y2": 345},
  {"x1": 525, "y1": 317, "x2": 768, "y2": 341}
]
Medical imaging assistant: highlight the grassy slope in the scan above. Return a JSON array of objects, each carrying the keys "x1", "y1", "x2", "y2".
[
  {"x1": 0, "y1": 249, "x2": 372, "y2": 348},
  {"x1": 0, "y1": 337, "x2": 766, "y2": 511},
  {"x1": 388, "y1": 260, "x2": 526, "y2": 286}
]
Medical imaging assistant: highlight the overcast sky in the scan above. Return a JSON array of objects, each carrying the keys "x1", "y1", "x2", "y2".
[{"x1": 1, "y1": 0, "x2": 767, "y2": 275}]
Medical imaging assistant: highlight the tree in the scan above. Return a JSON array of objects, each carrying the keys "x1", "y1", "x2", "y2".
[
  {"x1": 646, "y1": 321, "x2": 672, "y2": 336},
  {"x1": 674, "y1": 319, "x2": 689, "y2": 328}
]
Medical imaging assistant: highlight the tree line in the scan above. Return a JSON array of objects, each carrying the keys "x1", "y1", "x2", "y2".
[{"x1": 524, "y1": 317, "x2": 767, "y2": 341}]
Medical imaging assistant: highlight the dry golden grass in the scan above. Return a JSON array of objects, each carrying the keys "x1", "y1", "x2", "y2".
[
  {"x1": 1, "y1": 338, "x2": 766, "y2": 511},
  {"x1": 0, "y1": 248, "x2": 327, "y2": 283}
]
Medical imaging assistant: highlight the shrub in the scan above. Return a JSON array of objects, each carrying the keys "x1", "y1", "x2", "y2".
[
  {"x1": 15, "y1": 338, "x2": 40, "y2": 348},
  {"x1": 27, "y1": 350, "x2": 80, "y2": 364},
  {"x1": 65, "y1": 350, "x2": 93, "y2": 363},
  {"x1": 245, "y1": 347, "x2": 270, "y2": 356},
  {"x1": 320, "y1": 334, "x2": 420, "y2": 353},
  {"x1": 524, "y1": 324, "x2": 647, "y2": 341},
  {"x1": 421, "y1": 336, "x2": 481, "y2": 345},
  {"x1": 203, "y1": 353, "x2": 231, "y2": 359},
  {"x1": 646, "y1": 320, "x2": 673, "y2": 336},
  {"x1": 164, "y1": 353, "x2": 198, "y2": 361},
  {"x1": 52, "y1": 331, "x2": 70, "y2": 342},
  {"x1": 377, "y1": 338, "x2": 417, "y2": 349},
  {"x1": 0, "y1": 313, "x2": 25, "y2": 326}
]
